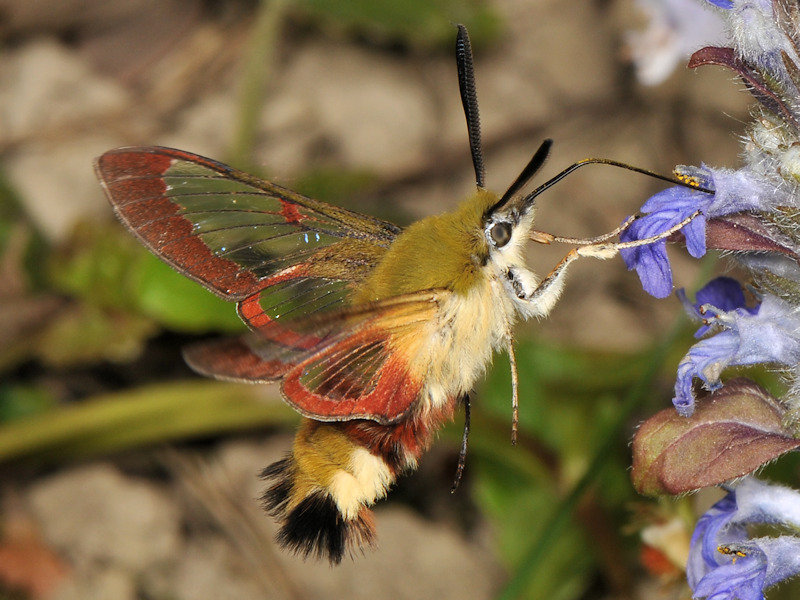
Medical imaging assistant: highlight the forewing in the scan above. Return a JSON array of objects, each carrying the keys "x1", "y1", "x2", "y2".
[
  {"x1": 185, "y1": 291, "x2": 447, "y2": 424},
  {"x1": 95, "y1": 146, "x2": 400, "y2": 329}
]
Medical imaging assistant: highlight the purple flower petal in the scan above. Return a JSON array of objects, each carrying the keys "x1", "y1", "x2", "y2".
[
  {"x1": 695, "y1": 278, "x2": 748, "y2": 312},
  {"x1": 692, "y1": 551, "x2": 766, "y2": 600},
  {"x1": 688, "y1": 479, "x2": 800, "y2": 599},
  {"x1": 621, "y1": 236, "x2": 673, "y2": 298},
  {"x1": 674, "y1": 333, "x2": 733, "y2": 416},
  {"x1": 682, "y1": 214, "x2": 707, "y2": 258},
  {"x1": 621, "y1": 182, "x2": 713, "y2": 298},
  {"x1": 622, "y1": 165, "x2": 792, "y2": 298},
  {"x1": 677, "y1": 277, "x2": 752, "y2": 338},
  {"x1": 687, "y1": 487, "x2": 748, "y2": 591},
  {"x1": 620, "y1": 190, "x2": 709, "y2": 297}
]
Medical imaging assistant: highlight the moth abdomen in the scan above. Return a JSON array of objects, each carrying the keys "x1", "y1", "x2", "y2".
[
  {"x1": 260, "y1": 419, "x2": 391, "y2": 563},
  {"x1": 261, "y1": 457, "x2": 377, "y2": 563},
  {"x1": 259, "y1": 403, "x2": 457, "y2": 563}
]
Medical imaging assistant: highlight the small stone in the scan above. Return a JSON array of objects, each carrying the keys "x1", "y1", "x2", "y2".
[
  {"x1": 27, "y1": 463, "x2": 181, "y2": 572},
  {"x1": 0, "y1": 39, "x2": 128, "y2": 146},
  {"x1": 149, "y1": 535, "x2": 268, "y2": 600},
  {"x1": 5, "y1": 137, "x2": 123, "y2": 242},
  {"x1": 258, "y1": 41, "x2": 436, "y2": 177}
]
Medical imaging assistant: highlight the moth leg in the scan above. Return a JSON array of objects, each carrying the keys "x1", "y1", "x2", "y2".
[
  {"x1": 450, "y1": 393, "x2": 471, "y2": 493},
  {"x1": 509, "y1": 247, "x2": 582, "y2": 318},
  {"x1": 519, "y1": 242, "x2": 620, "y2": 316},
  {"x1": 508, "y1": 340, "x2": 519, "y2": 445},
  {"x1": 522, "y1": 209, "x2": 703, "y2": 313},
  {"x1": 530, "y1": 215, "x2": 637, "y2": 246}
]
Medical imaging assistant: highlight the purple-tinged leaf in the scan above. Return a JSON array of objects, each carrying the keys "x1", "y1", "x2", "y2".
[
  {"x1": 688, "y1": 46, "x2": 800, "y2": 128},
  {"x1": 705, "y1": 214, "x2": 800, "y2": 258},
  {"x1": 687, "y1": 46, "x2": 740, "y2": 71},
  {"x1": 632, "y1": 379, "x2": 800, "y2": 496}
]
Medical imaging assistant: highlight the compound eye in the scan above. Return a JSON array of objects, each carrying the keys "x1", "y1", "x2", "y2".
[{"x1": 490, "y1": 222, "x2": 512, "y2": 247}]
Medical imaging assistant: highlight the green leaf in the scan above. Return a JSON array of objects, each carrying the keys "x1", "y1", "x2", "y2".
[
  {"x1": 471, "y1": 340, "x2": 644, "y2": 600},
  {"x1": 0, "y1": 381, "x2": 298, "y2": 464},
  {"x1": 49, "y1": 221, "x2": 244, "y2": 334},
  {"x1": 132, "y1": 254, "x2": 244, "y2": 333},
  {"x1": 0, "y1": 168, "x2": 50, "y2": 291},
  {"x1": 474, "y1": 474, "x2": 594, "y2": 600},
  {"x1": 36, "y1": 304, "x2": 157, "y2": 366}
]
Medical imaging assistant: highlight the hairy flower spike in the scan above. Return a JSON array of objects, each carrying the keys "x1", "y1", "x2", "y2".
[
  {"x1": 629, "y1": 2, "x2": 800, "y2": 598},
  {"x1": 709, "y1": 0, "x2": 800, "y2": 89}
]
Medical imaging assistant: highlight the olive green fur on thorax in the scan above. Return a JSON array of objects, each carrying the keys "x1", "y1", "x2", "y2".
[{"x1": 354, "y1": 189, "x2": 498, "y2": 302}]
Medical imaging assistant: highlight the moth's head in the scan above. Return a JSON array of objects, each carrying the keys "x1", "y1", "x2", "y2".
[
  {"x1": 473, "y1": 138, "x2": 553, "y2": 268},
  {"x1": 419, "y1": 188, "x2": 536, "y2": 296},
  {"x1": 482, "y1": 188, "x2": 538, "y2": 258}
]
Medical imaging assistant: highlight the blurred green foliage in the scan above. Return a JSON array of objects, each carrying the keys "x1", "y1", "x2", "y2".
[
  {"x1": 293, "y1": 0, "x2": 501, "y2": 49},
  {"x1": 0, "y1": 381, "x2": 298, "y2": 464},
  {"x1": 49, "y1": 222, "x2": 245, "y2": 334}
]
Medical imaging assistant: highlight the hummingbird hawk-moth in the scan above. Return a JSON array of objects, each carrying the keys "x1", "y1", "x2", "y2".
[{"x1": 95, "y1": 25, "x2": 698, "y2": 563}]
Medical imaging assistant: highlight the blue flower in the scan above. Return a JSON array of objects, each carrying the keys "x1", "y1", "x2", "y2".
[
  {"x1": 620, "y1": 166, "x2": 788, "y2": 299},
  {"x1": 626, "y1": 2, "x2": 800, "y2": 599},
  {"x1": 693, "y1": 547, "x2": 767, "y2": 600},
  {"x1": 672, "y1": 294, "x2": 800, "y2": 416},
  {"x1": 676, "y1": 277, "x2": 755, "y2": 338},
  {"x1": 688, "y1": 478, "x2": 800, "y2": 600},
  {"x1": 620, "y1": 185, "x2": 709, "y2": 298}
]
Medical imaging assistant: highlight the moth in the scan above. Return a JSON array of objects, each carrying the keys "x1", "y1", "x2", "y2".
[{"x1": 95, "y1": 25, "x2": 696, "y2": 563}]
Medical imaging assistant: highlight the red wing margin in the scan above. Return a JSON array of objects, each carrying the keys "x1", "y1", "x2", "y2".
[
  {"x1": 95, "y1": 146, "x2": 399, "y2": 325},
  {"x1": 185, "y1": 291, "x2": 447, "y2": 425}
]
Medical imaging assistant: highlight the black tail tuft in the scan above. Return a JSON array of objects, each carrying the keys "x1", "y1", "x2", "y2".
[
  {"x1": 261, "y1": 457, "x2": 376, "y2": 564},
  {"x1": 261, "y1": 455, "x2": 294, "y2": 515},
  {"x1": 280, "y1": 492, "x2": 351, "y2": 563}
]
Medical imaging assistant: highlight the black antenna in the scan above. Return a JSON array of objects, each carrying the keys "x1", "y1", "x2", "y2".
[
  {"x1": 489, "y1": 139, "x2": 553, "y2": 214},
  {"x1": 456, "y1": 24, "x2": 486, "y2": 189},
  {"x1": 521, "y1": 157, "x2": 715, "y2": 205}
]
